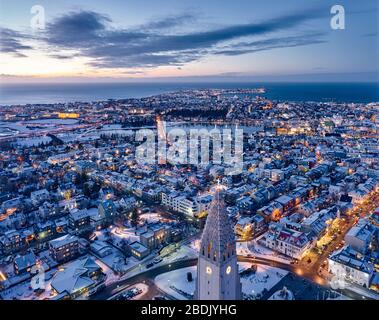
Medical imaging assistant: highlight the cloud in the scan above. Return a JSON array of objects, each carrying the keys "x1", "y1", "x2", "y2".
[
  {"x1": 138, "y1": 13, "x2": 196, "y2": 31},
  {"x1": 0, "y1": 27, "x2": 32, "y2": 57},
  {"x1": 213, "y1": 33, "x2": 327, "y2": 56},
  {"x1": 49, "y1": 53, "x2": 79, "y2": 59},
  {"x1": 1, "y1": 8, "x2": 327, "y2": 68},
  {"x1": 362, "y1": 32, "x2": 378, "y2": 37},
  {"x1": 46, "y1": 10, "x2": 111, "y2": 46}
]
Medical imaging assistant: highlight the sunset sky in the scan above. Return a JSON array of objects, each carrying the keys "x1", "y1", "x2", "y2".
[{"x1": 0, "y1": 0, "x2": 378, "y2": 82}]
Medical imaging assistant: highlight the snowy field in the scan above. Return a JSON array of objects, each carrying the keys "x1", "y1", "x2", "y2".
[
  {"x1": 155, "y1": 266, "x2": 196, "y2": 300},
  {"x1": 139, "y1": 213, "x2": 163, "y2": 224},
  {"x1": 239, "y1": 262, "x2": 288, "y2": 299},
  {"x1": 16, "y1": 136, "x2": 52, "y2": 147},
  {"x1": 110, "y1": 226, "x2": 140, "y2": 244},
  {"x1": 154, "y1": 262, "x2": 288, "y2": 300},
  {"x1": 0, "y1": 119, "x2": 79, "y2": 136}
]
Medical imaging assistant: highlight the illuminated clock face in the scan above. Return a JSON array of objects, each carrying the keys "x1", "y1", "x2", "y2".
[
  {"x1": 226, "y1": 266, "x2": 232, "y2": 274},
  {"x1": 206, "y1": 266, "x2": 212, "y2": 275}
]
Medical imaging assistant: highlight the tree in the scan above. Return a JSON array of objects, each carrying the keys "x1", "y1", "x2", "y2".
[
  {"x1": 83, "y1": 182, "x2": 91, "y2": 198},
  {"x1": 78, "y1": 171, "x2": 88, "y2": 185},
  {"x1": 130, "y1": 209, "x2": 139, "y2": 227}
]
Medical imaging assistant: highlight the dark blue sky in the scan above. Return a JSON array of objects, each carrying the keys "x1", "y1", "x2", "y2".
[{"x1": 0, "y1": 0, "x2": 378, "y2": 82}]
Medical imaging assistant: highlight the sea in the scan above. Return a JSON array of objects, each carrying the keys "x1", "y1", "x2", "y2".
[{"x1": 0, "y1": 82, "x2": 378, "y2": 105}]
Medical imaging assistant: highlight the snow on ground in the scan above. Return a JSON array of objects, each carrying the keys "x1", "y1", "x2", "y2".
[
  {"x1": 56, "y1": 133, "x2": 81, "y2": 143},
  {"x1": 239, "y1": 262, "x2": 288, "y2": 299},
  {"x1": 93, "y1": 230, "x2": 107, "y2": 242},
  {"x1": 16, "y1": 136, "x2": 52, "y2": 147},
  {"x1": 93, "y1": 257, "x2": 120, "y2": 286},
  {"x1": 87, "y1": 207, "x2": 99, "y2": 216},
  {"x1": 38, "y1": 249, "x2": 59, "y2": 269},
  {"x1": 95, "y1": 226, "x2": 140, "y2": 249},
  {"x1": 247, "y1": 237, "x2": 292, "y2": 264},
  {"x1": 24, "y1": 119, "x2": 79, "y2": 125},
  {"x1": 1, "y1": 260, "x2": 31, "y2": 288},
  {"x1": 268, "y1": 288, "x2": 294, "y2": 300},
  {"x1": 187, "y1": 238, "x2": 201, "y2": 253},
  {"x1": 1, "y1": 249, "x2": 56, "y2": 289},
  {"x1": 139, "y1": 213, "x2": 162, "y2": 224},
  {"x1": 0, "y1": 119, "x2": 80, "y2": 136},
  {"x1": 91, "y1": 246, "x2": 140, "y2": 274},
  {"x1": 123, "y1": 245, "x2": 198, "y2": 279},
  {"x1": 0, "y1": 268, "x2": 58, "y2": 300},
  {"x1": 236, "y1": 241, "x2": 251, "y2": 256},
  {"x1": 154, "y1": 262, "x2": 288, "y2": 300},
  {"x1": 164, "y1": 245, "x2": 198, "y2": 264},
  {"x1": 155, "y1": 266, "x2": 196, "y2": 300},
  {"x1": 110, "y1": 226, "x2": 139, "y2": 244}
]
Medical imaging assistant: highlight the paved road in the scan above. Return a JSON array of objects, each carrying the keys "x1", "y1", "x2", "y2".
[
  {"x1": 91, "y1": 253, "x2": 372, "y2": 300},
  {"x1": 91, "y1": 258, "x2": 198, "y2": 300}
]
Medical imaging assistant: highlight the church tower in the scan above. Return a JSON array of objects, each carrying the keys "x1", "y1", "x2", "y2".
[{"x1": 195, "y1": 188, "x2": 242, "y2": 300}]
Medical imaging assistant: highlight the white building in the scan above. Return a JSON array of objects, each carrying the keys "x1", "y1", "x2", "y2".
[
  {"x1": 270, "y1": 169, "x2": 285, "y2": 182},
  {"x1": 47, "y1": 152, "x2": 77, "y2": 165},
  {"x1": 118, "y1": 196, "x2": 137, "y2": 212},
  {"x1": 30, "y1": 189, "x2": 50, "y2": 206},
  {"x1": 328, "y1": 246, "x2": 374, "y2": 288},
  {"x1": 161, "y1": 192, "x2": 212, "y2": 217},
  {"x1": 51, "y1": 256, "x2": 104, "y2": 299},
  {"x1": 235, "y1": 217, "x2": 254, "y2": 239},
  {"x1": 264, "y1": 223, "x2": 313, "y2": 259},
  {"x1": 301, "y1": 208, "x2": 337, "y2": 237},
  {"x1": 344, "y1": 219, "x2": 375, "y2": 254}
]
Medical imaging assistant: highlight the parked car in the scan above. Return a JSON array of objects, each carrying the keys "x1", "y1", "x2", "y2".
[{"x1": 153, "y1": 257, "x2": 163, "y2": 264}]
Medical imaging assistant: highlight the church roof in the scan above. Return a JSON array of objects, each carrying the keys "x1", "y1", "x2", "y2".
[{"x1": 200, "y1": 189, "x2": 236, "y2": 265}]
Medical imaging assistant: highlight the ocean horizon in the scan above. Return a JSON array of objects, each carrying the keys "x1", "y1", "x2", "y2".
[{"x1": 0, "y1": 82, "x2": 378, "y2": 105}]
